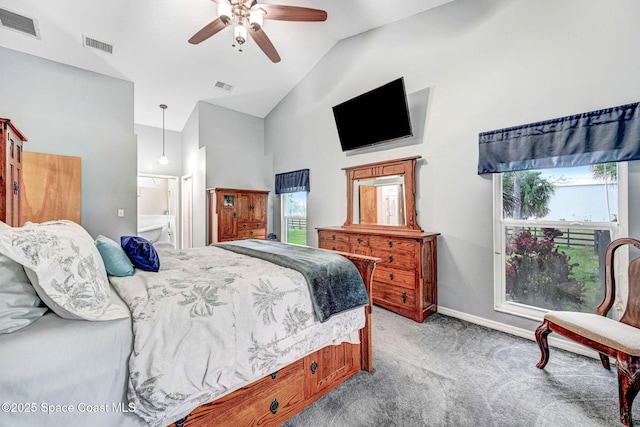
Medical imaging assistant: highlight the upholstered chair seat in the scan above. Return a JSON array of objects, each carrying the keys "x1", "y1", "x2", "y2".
[{"x1": 544, "y1": 311, "x2": 640, "y2": 356}]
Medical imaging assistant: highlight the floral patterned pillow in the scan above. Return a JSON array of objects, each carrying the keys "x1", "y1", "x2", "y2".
[
  {"x1": 0, "y1": 221, "x2": 48, "y2": 333},
  {"x1": 0, "y1": 220, "x2": 127, "y2": 321}
]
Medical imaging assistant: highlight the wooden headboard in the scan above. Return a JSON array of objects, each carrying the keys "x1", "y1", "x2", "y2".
[{"x1": 20, "y1": 152, "x2": 81, "y2": 225}]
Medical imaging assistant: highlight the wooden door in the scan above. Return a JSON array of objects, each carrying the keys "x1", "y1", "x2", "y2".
[
  {"x1": 1, "y1": 124, "x2": 25, "y2": 226},
  {"x1": 217, "y1": 192, "x2": 238, "y2": 241},
  {"x1": 9, "y1": 138, "x2": 22, "y2": 225},
  {"x1": 359, "y1": 185, "x2": 377, "y2": 225},
  {"x1": 236, "y1": 193, "x2": 251, "y2": 223},
  {"x1": 250, "y1": 193, "x2": 267, "y2": 223}
]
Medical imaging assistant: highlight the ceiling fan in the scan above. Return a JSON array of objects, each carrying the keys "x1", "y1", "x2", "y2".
[{"x1": 188, "y1": 0, "x2": 327, "y2": 63}]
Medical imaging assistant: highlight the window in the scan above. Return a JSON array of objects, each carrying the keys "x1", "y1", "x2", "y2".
[
  {"x1": 493, "y1": 163, "x2": 628, "y2": 320},
  {"x1": 281, "y1": 192, "x2": 307, "y2": 245}
]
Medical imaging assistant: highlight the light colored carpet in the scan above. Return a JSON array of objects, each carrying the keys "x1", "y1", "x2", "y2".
[{"x1": 284, "y1": 308, "x2": 629, "y2": 427}]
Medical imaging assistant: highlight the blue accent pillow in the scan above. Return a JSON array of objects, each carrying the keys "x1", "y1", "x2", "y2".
[
  {"x1": 121, "y1": 236, "x2": 160, "y2": 272},
  {"x1": 95, "y1": 235, "x2": 134, "y2": 277}
]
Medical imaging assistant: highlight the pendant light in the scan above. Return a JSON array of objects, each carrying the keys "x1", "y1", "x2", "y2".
[{"x1": 159, "y1": 104, "x2": 169, "y2": 165}]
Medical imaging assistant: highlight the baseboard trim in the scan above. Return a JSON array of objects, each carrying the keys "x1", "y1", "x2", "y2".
[{"x1": 437, "y1": 306, "x2": 600, "y2": 360}]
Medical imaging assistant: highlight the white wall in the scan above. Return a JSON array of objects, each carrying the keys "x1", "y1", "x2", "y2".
[
  {"x1": 179, "y1": 101, "x2": 272, "y2": 244},
  {"x1": 0, "y1": 47, "x2": 137, "y2": 240},
  {"x1": 135, "y1": 123, "x2": 183, "y2": 177},
  {"x1": 265, "y1": 0, "x2": 640, "y2": 330},
  {"x1": 196, "y1": 101, "x2": 270, "y2": 191}
]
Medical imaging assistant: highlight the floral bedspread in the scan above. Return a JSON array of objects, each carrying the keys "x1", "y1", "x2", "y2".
[{"x1": 109, "y1": 246, "x2": 365, "y2": 427}]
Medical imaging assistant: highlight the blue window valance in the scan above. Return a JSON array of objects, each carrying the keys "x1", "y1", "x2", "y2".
[
  {"x1": 478, "y1": 102, "x2": 640, "y2": 174},
  {"x1": 275, "y1": 169, "x2": 310, "y2": 194}
]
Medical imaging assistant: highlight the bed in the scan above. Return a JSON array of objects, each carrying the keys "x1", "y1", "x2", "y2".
[{"x1": 0, "y1": 220, "x2": 378, "y2": 427}]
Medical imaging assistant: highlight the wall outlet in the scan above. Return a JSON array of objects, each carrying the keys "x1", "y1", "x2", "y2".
[{"x1": 118, "y1": 209, "x2": 125, "y2": 217}]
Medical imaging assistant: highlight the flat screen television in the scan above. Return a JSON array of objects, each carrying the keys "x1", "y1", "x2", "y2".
[{"x1": 332, "y1": 77, "x2": 413, "y2": 151}]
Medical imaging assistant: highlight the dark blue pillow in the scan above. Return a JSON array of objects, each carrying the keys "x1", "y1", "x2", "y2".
[{"x1": 120, "y1": 236, "x2": 160, "y2": 272}]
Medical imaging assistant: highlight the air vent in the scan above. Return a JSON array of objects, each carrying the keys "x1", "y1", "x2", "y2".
[
  {"x1": 0, "y1": 7, "x2": 40, "y2": 38},
  {"x1": 214, "y1": 81, "x2": 234, "y2": 92},
  {"x1": 83, "y1": 35, "x2": 114, "y2": 54}
]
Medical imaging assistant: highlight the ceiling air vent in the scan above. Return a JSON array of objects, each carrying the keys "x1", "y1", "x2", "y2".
[
  {"x1": 0, "y1": 7, "x2": 40, "y2": 38},
  {"x1": 83, "y1": 35, "x2": 114, "y2": 54},
  {"x1": 214, "y1": 81, "x2": 234, "y2": 92}
]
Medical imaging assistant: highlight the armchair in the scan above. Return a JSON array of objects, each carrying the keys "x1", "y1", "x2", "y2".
[{"x1": 535, "y1": 238, "x2": 640, "y2": 426}]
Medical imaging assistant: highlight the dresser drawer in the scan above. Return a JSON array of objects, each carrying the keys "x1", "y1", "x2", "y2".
[
  {"x1": 372, "y1": 281, "x2": 416, "y2": 308},
  {"x1": 220, "y1": 370, "x2": 304, "y2": 426},
  {"x1": 237, "y1": 228, "x2": 266, "y2": 239},
  {"x1": 369, "y1": 236, "x2": 417, "y2": 253},
  {"x1": 240, "y1": 221, "x2": 265, "y2": 230},
  {"x1": 318, "y1": 231, "x2": 349, "y2": 246},
  {"x1": 348, "y1": 234, "x2": 369, "y2": 247},
  {"x1": 186, "y1": 359, "x2": 305, "y2": 426},
  {"x1": 373, "y1": 266, "x2": 415, "y2": 289},
  {"x1": 186, "y1": 359, "x2": 304, "y2": 426},
  {"x1": 369, "y1": 248, "x2": 416, "y2": 271},
  {"x1": 319, "y1": 241, "x2": 350, "y2": 252}
]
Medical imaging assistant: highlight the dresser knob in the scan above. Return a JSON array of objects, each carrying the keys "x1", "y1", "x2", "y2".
[
  {"x1": 270, "y1": 399, "x2": 279, "y2": 415},
  {"x1": 402, "y1": 292, "x2": 407, "y2": 303},
  {"x1": 388, "y1": 255, "x2": 393, "y2": 263},
  {"x1": 389, "y1": 273, "x2": 394, "y2": 280},
  {"x1": 357, "y1": 237, "x2": 362, "y2": 244},
  {"x1": 332, "y1": 234, "x2": 336, "y2": 240},
  {"x1": 388, "y1": 240, "x2": 393, "y2": 248}
]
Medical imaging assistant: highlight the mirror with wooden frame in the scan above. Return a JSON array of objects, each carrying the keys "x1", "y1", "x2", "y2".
[{"x1": 343, "y1": 156, "x2": 422, "y2": 231}]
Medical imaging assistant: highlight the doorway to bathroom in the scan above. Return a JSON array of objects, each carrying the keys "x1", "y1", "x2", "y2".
[
  {"x1": 181, "y1": 174, "x2": 193, "y2": 249},
  {"x1": 137, "y1": 174, "x2": 179, "y2": 249}
]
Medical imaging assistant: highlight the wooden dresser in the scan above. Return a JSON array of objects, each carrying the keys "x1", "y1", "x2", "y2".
[
  {"x1": 317, "y1": 156, "x2": 439, "y2": 322},
  {"x1": 318, "y1": 227, "x2": 438, "y2": 322},
  {"x1": 0, "y1": 118, "x2": 26, "y2": 226},
  {"x1": 208, "y1": 188, "x2": 269, "y2": 243}
]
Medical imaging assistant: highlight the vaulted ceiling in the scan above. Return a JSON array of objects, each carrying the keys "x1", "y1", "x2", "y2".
[{"x1": 0, "y1": 0, "x2": 453, "y2": 130}]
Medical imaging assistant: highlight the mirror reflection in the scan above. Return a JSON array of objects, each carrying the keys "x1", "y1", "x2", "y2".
[{"x1": 353, "y1": 175, "x2": 406, "y2": 226}]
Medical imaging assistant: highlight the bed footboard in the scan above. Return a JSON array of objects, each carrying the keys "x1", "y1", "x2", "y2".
[{"x1": 178, "y1": 252, "x2": 379, "y2": 427}]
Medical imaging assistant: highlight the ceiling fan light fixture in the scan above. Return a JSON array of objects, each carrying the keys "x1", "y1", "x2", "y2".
[
  {"x1": 234, "y1": 19, "x2": 247, "y2": 48},
  {"x1": 217, "y1": 0, "x2": 232, "y2": 24},
  {"x1": 249, "y1": 8, "x2": 264, "y2": 31}
]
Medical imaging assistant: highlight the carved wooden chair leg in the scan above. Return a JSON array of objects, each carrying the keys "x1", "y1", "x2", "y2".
[
  {"x1": 617, "y1": 355, "x2": 640, "y2": 427},
  {"x1": 535, "y1": 319, "x2": 552, "y2": 369}
]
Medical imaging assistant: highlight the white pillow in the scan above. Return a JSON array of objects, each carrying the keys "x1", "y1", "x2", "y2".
[
  {"x1": 0, "y1": 220, "x2": 127, "y2": 321},
  {"x1": 0, "y1": 253, "x2": 48, "y2": 333},
  {"x1": 0, "y1": 221, "x2": 48, "y2": 333}
]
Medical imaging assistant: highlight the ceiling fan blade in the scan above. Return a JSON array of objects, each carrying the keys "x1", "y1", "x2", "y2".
[
  {"x1": 188, "y1": 17, "x2": 229, "y2": 44},
  {"x1": 260, "y1": 5, "x2": 327, "y2": 22},
  {"x1": 248, "y1": 28, "x2": 281, "y2": 63}
]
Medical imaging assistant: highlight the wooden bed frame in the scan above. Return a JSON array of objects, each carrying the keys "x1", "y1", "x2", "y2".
[{"x1": 173, "y1": 252, "x2": 379, "y2": 427}]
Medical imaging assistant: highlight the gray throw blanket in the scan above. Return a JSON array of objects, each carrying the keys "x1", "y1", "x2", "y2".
[{"x1": 213, "y1": 240, "x2": 369, "y2": 322}]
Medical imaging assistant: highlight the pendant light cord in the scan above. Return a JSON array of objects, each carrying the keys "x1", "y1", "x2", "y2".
[
  {"x1": 162, "y1": 104, "x2": 166, "y2": 156},
  {"x1": 159, "y1": 104, "x2": 168, "y2": 164}
]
